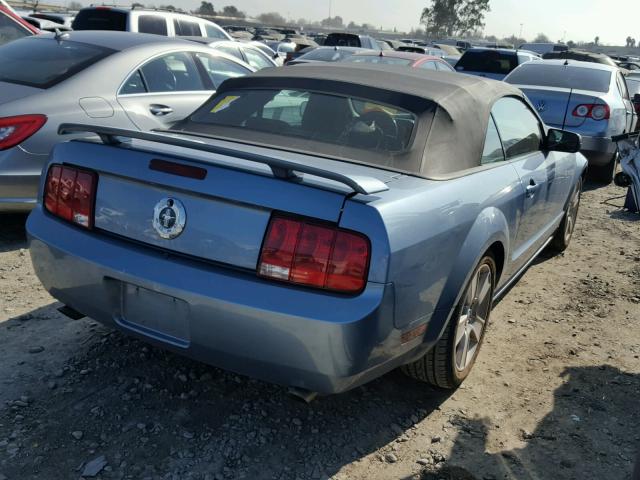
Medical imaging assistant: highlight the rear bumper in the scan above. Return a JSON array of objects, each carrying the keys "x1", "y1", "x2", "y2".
[
  {"x1": 0, "y1": 147, "x2": 47, "y2": 212},
  {"x1": 27, "y1": 208, "x2": 429, "y2": 394},
  {"x1": 579, "y1": 135, "x2": 617, "y2": 166}
]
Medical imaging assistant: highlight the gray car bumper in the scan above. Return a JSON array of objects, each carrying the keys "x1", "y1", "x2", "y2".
[
  {"x1": 580, "y1": 135, "x2": 617, "y2": 167},
  {"x1": 27, "y1": 208, "x2": 432, "y2": 394},
  {"x1": 0, "y1": 147, "x2": 48, "y2": 213}
]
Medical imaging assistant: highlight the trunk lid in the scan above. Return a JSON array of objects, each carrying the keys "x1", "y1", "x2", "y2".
[
  {"x1": 54, "y1": 136, "x2": 398, "y2": 271},
  {"x1": 519, "y1": 86, "x2": 599, "y2": 129}
]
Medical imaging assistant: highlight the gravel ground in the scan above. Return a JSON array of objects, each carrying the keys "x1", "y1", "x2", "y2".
[{"x1": 0, "y1": 181, "x2": 639, "y2": 480}]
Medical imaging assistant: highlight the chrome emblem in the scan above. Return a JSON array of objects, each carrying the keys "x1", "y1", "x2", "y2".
[
  {"x1": 535, "y1": 100, "x2": 546, "y2": 113},
  {"x1": 153, "y1": 197, "x2": 186, "y2": 239}
]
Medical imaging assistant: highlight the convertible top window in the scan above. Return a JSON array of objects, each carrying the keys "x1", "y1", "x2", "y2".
[{"x1": 181, "y1": 88, "x2": 427, "y2": 171}]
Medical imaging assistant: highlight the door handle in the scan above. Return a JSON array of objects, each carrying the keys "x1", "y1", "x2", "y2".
[
  {"x1": 150, "y1": 104, "x2": 173, "y2": 116},
  {"x1": 525, "y1": 179, "x2": 539, "y2": 198}
]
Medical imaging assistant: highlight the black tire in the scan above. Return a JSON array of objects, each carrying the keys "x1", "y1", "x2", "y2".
[
  {"x1": 402, "y1": 255, "x2": 496, "y2": 389},
  {"x1": 590, "y1": 152, "x2": 618, "y2": 184},
  {"x1": 550, "y1": 178, "x2": 582, "y2": 252}
]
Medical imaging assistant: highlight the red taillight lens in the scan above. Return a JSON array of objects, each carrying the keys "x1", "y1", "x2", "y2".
[
  {"x1": 44, "y1": 165, "x2": 97, "y2": 229},
  {"x1": 258, "y1": 215, "x2": 370, "y2": 293},
  {"x1": 0, "y1": 114, "x2": 47, "y2": 151},
  {"x1": 572, "y1": 104, "x2": 610, "y2": 120}
]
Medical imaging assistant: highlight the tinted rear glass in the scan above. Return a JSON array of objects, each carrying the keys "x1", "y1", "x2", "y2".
[
  {"x1": 299, "y1": 48, "x2": 355, "y2": 62},
  {"x1": 72, "y1": 9, "x2": 127, "y2": 30},
  {"x1": 0, "y1": 38, "x2": 114, "y2": 88},
  {"x1": 456, "y1": 51, "x2": 517, "y2": 74},
  {"x1": 180, "y1": 88, "x2": 430, "y2": 171},
  {"x1": 506, "y1": 64, "x2": 611, "y2": 93},
  {"x1": 324, "y1": 34, "x2": 361, "y2": 47}
]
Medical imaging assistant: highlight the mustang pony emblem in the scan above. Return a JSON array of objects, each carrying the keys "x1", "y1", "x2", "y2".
[{"x1": 153, "y1": 197, "x2": 186, "y2": 239}]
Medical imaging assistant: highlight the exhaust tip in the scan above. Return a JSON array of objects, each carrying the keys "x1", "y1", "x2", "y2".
[
  {"x1": 288, "y1": 387, "x2": 318, "y2": 404},
  {"x1": 57, "y1": 305, "x2": 85, "y2": 320}
]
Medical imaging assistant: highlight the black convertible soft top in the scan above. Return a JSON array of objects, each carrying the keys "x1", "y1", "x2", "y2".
[{"x1": 212, "y1": 63, "x2": 527, "y2": 176}]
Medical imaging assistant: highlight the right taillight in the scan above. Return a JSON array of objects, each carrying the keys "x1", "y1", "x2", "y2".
[
  {"x1": 572, "y1": 104, "x2": 610, "y2": 120},
  {"x1": 0, "y1": 114, "x2": 47, "y2": 151},
  {"x1": 258, "y1": 215, "x2": 370, "y2": 294},
  {"x1": 44, "y1": 164, "x2": 98, "y2": 229}
]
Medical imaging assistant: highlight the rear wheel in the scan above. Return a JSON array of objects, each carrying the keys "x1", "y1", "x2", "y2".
[
  {"x1": 550, "y1": 178, "x2": 582, "y2": 252},
  {"x1": 402, "y1": 255, "x2": 496, "y2": 389},
  {"x1": 590, "y1": 151, "x2": 618, "y2": 184}
]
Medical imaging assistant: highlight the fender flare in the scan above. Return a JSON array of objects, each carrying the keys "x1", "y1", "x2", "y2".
[{"x1": 424, "y1": 206, "x2": 510, "y2": 345}]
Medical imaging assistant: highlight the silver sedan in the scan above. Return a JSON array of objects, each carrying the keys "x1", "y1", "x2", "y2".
[{"x1": 0, "y1": 31, "x2": 255, "y2": 212}]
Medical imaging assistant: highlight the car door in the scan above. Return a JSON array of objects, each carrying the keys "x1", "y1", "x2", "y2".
[
  {"x1": 117, "y1": 51, "x2": 214, "y2": 131},
  {"x1": 492, "y1": 97, "x2": 558, "y2": 270}
]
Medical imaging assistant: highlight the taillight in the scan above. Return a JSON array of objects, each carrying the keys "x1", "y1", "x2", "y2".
[
  {"x1": 572, "y1": 104, "x2": 610, "y2": 120},
  {"x1": 0, "y1": 114, "x2": 47, "y2": 151},
  {"x1": 44, "y1": 164, "x2": 97, "y2": 229},
  {"x1": 258, "y1": 215, "x2": 370, "y2": 293}
]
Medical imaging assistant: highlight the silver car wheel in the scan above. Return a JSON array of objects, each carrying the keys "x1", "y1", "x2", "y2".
[
  {"x1": 454, "y1": 263, "x2": 493, "y2": 372},
  {"x1": 564, "y1": 187, "x2": 580, "y2": 244}
]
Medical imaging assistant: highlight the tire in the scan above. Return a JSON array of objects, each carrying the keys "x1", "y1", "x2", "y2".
[
  {"x1": 402, "y1": 255, "x2": 496, "y2": 389},
  {"x1": 590, "y1": 151, "x2": 618, "y2": 184},
  {"x1": 550, "y1": 178, "x2": 582, "y2": 252}
]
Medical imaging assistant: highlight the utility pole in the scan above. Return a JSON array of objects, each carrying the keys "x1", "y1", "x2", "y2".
[
  {"x1": 328, "y1": 0, "x2": 332, "y2": 19},
  {"x1": 519, "y1": 23, "x2": 523, "y2": 39}
]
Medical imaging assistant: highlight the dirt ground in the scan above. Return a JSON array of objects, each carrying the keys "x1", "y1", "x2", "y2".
[{"x1": 0, "y1": 180, "x2": 639, "y2": 480}]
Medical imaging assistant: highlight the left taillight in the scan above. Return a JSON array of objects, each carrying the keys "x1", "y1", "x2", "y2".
[
  {"x1": 258, "y1": 215, "x2": 371, "y2": 294},
  {"x1": 44, "y1": 164, "x2": 98, "y2": 229},
  {"x1": 0, "y1": 115, "x2": 47, "y2": 151}
]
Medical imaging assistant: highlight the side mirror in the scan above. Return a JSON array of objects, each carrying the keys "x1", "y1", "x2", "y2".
[
  {"x1": 546, "y1": 128, "x2": 581, "y2": 153},
  {"x1": 614, "y1": 171, "x2": 633, "y2": 188}
]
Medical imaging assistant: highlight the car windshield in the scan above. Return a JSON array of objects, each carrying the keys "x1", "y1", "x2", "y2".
[
  {"x1": 456, "y1": 50, "x2": 517, "y2": 74},
  {"x1": 72, "y1": 9, "x2": 127, "y2": 30},
  {"x1": 0, "y1": 38, "x2": 115, "y2": 88},
  {"x1": 180, "y1": 88, "x2": 430, "y2": 171},
  {"x1": 344, "y1": 55, "x2": 413, "y2": 66},
  {"x1": 506, "y1": 64, "x2": 612, "y2": 93},
  {"x1": 298, "y1": 48, "x2": 356, "y2": 62}
]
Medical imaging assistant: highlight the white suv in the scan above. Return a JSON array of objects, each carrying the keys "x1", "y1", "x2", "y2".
[{"x1": 72, "y1": 7, "x2": 231, "y2": 40}]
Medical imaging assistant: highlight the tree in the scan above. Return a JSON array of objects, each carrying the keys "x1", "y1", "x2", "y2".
[
  {"x1": 594, "y1": 35, "x2": 599, "y2": 46},
  {"x1": 420, "y1": 0, "x2": 490, "y2": 38},
  {"x1": 196, "y1": 1, "x2": 215, "y2": 15},
  {"x1": 347, "y1": 21, "x2": 358, "y2": 30},
  {"x1": 131, "y1": 2, "x2": 145, "y2": 8},
  {"x1": 320, "y1": 16, "x2": 344, "y2": 28},
  {"x1": 567, "y1": 40, "x2": 576, "y2": 48},
  {"x1": 533, "y1": 33, "x2": 550, "y2": 43},
  {"x1": 221, "y1": 6, "x2": 245, "y2": 18},
  {"x1": 68, "y1": 1, "x2": 83, "y2": 9},
  {"x1": 257, "y1": 12, "x2": 287, "y2": 25}
]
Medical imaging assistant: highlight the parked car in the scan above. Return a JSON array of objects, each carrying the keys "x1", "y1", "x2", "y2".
[
  {"x1": 245, "y1": 40, "x2": 282, "y2": 66},
  {"x1": 505, "y1": 60, "x2": 636, "y2": 183},
  {"x1": 436, "y1": 38, "x2": 472, "y2": 51},
  {"x1": 376, "y1": 40, "x2": 393, "y2": 51},
  {"x1": 397, "y1": 45, "x2": 445, "y2": 56},
  {"x1": 542, "y1": 49, "x2": 618, "y2": 67},
  {"x1": 27, "y1": 64, "x2": 586, "y2": 395},
  {"x1": 0, "y1": 0, "x2": 38, "y2": 46},
  {"x1": 71, "y1": 6, "x2": 231, "y2": 40},
  {"x1": 455, "y1": 47, "x2": 539, "y2": 80},
  {"x1": 343, "y1": 50, "x2": 455, "y2": 71},
  {"x1": 518, "y1": 43, "x2": 568, "y2": 55},
  {"x1": 0, "y1": 31, "x2": 254, "y2": 212},
  {"x1": 286, "y1": 46, "x2": 368, "y2": 65},
  {"x1": 29, "y1": 11, "x2": 75, "y2": 29},
  {"x1": 323, "y1": 32, "x2": 380, "y2": 50},
  {"x1": 22, "y1": 15, "x2": 72, "y2": 32},
  {"x1": 181, "y1": 38, "x2": 277, "y2": 70},
  {"x1": 264, "y1": 40, "x2": 295, "y2": 64},
  {"x1": 380, "y1": 38, "x2": 404, "y2": 50}
]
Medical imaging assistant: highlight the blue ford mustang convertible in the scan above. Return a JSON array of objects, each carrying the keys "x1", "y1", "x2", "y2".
[{"x1": 27, "y1": 64, "x2": 587, "y2": 395}]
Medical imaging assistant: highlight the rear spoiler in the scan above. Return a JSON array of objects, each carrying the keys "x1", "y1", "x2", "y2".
[{"x1": 58, "y1": 124, "x2": 389, "y2": 196}]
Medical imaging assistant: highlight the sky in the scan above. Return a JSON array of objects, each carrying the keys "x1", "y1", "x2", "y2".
[{"x1": 48, "y1": 0, "x2": 636, "y2": 45}]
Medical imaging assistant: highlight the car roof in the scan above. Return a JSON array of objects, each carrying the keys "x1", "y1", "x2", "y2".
[
  {"x1": 536, "y1": 59, "x2": 619, "y2": 72},
  {"x1": 350, "y1": 51, "x2": 442, "y2": 61},
  {"x1": 27, "y1": 30, "x2": 195, "y2": 51},
  {"x1": 465, "y1": 47, "x2": 520, "y2": 54}
]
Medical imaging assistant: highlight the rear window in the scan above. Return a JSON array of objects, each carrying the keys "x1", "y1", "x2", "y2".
[
  {"x1": 345, "y1": 56, "x2": 412, "y2": 66},
  {"x1": 324, "y1": 34, "x2": 361, "y2": 48},
  {"x1": 506, "y1": 64, "x2": 612, "y2": 93},
  {"x1": 72, "y1": 9, "x2": 127, "y2": 31},
  {"x1": 456, "y1": 50, "x2": 517, "y2": 74},
  {"x1": 180, "y1": 88, "x2": 428, "y2": 170},
  {"x1": 0, "y1": 38, "x2": 114, "y2": 88},
  {"x1": 298, "y1": 48, "x2": 355, "y2": 62}
]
